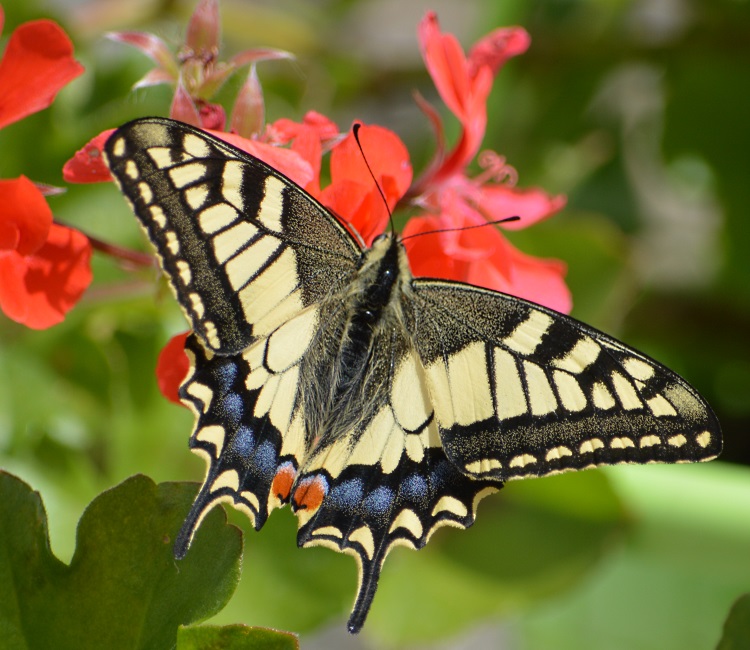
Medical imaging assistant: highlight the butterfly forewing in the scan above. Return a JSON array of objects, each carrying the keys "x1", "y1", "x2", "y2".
[
  {"x1": 411, "y1": 279, "x2": 721, "y2": 480},
  {"x1": 104, "y1": 117, "x2": 360, "y2": 355}
]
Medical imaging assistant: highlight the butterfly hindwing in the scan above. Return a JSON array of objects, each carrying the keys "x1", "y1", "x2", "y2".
[
  {"x1": 411, "y1": 279, "x2": 721, "y2": 480},
  {"x1": 288, "y1": 327, "x2": 503, "y2": 632},
  {"x1": 104, "y1": 117, "x2": 360, "y2": 355},
  {"x1": 175, "y1": 302, "x2": 327, "y2": 553}
]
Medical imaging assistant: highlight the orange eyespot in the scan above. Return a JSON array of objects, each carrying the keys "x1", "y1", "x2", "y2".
[
  {"x1": 271, "y1": 463, "x2": 296, "y2": 502},
  {"x1": 292, "y1": 474, "x2": 328, "y2": 513}
]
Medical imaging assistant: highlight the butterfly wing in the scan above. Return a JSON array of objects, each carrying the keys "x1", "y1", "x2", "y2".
[
  {"x1": 175, "y1": 306, "x2": 318, "y2": 554},
  {"x1": 411, "y1": 279, "x2": 721, "y2": 481},
  {"x1": 104, "y1": 117, "x2": 362, "y2": 552},
  {"x1": 104, "y1": 117, "x2": 361, "y2": 355},
  {"x1": 288, "y1": 325, "x2": 503, "y2": 633}
]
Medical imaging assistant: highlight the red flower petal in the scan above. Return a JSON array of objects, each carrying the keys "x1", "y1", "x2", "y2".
[
  {"x1": 0, "y1": 252, "x2": 26, "y2": 320},
  {"x1": 403, "y1": 214, "x2": 571, "y2": 314},
  {"x1": 430, "y1": 188, "x2": 500, "y2": 261},
  {"x1": 467, "y1": 27, "x2": 530, "y2": 78},
  {"x1": 402, "y1": 214, "x2": 464, "y2": 278},
  {"x1": 418, "y1": 12, "x2": 472, "y2": 121},
  {"x1": 322, "y1": 178, "x2": 386, "y2": 244},
  {"x1": 272, "y1": 111, "x2": 340, "y2": 144},
  {"x1": 0, "y1": 176, "x2": 53, "y2": 254},
  {"x1": 289, "y1": 127, "x2": 324, "y2": 195},
  {"x1": 300, "y1": 111, "x2": 340, "y2": 141},
  {"x1": 0, "y1": 222, "x2": 92, "y2": 329},
  {"x1": 156, "y1": 331, "x2": 191, "y2": 405},
  {"x1": 321, "y1": 124, "x2": 412, "y2": 243},
  {"x1": 62, "y1": 129, "x2": 115, "y2": 183},
  {"x1": 417, "y1": 12, "x2": 493, "y2": 177},
  {"x1": 329, "y1": 124, "x2": 412, "y2": 197},
  {"x1": 476, "y1": 184, "x2": 567, "y2": 230},
  {"x1": 211, "y1": 131, "x2": 314, "y2": 189},
  {"x1": 0, "y1": 19, "x2": 84, "y2": 130},
  {"x1": 484, "y1": 243, "x2": 571, "y2": 314},
  {"x1": 267, "y1": 112, "x2": 340, "y2": 195},
  {"x1": 404, "y1": 211, "x2": 511, "y2": 280}
]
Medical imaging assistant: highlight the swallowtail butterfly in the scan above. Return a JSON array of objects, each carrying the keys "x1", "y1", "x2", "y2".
[{"x1": 104, "y1": 117, "x2": 721, "y2": 633}]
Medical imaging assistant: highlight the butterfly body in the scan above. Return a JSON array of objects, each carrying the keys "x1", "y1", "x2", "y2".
[
  {"x1": 104, "y1": 117, "x2": 721, "y2": 633},
  {"x1": 300, "y1": 233, "x2": 411, "y2": 449}
]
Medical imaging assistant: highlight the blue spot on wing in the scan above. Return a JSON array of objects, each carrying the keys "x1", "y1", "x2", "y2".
[
  {"x1": 329, "y1": 478, "x2": 364, "y2": 513},
  {"x1": 220, "y1": 393, "x2": 244, "y2": 428},
  {"x1": 214, "y1": 360, "x2": 238, "y2": 392},
  {"x1": 363, "y1": 486, "x2": 394, "y2": 517},
  {"x1": 428, "y1": 459, "x2": 452, "y2": 489},
  {"x1": 253, "y1": 439, "x2": 278, "y2": 480},
  {"x1": 228, "y1": 425, "x2": 255, "y2": 457},
  {"x1": 400, "y1": 473, "x2": 429, "y2": 505}
]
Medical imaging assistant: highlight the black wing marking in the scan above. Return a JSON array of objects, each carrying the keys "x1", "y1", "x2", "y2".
[
  {"x1": 104, "y1": 117, "x2": 361, "y2": 355},
  {"x1": 411, "y1": 279, "x2": 722, "y2": 481}
]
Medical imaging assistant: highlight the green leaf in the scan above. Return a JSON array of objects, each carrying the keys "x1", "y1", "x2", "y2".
[
  {"x1": 716, "y1": 594, "x2": 750, "y2": 650},
  {"x1": 207, "y1": 506, "x2": 353, "y2": 633},
  {"x1": 177, "y1": 624, "x2": 299, "y2": 650},
  {"x1": 0, "y1": 472, "x2": 242, "y2": 650}
]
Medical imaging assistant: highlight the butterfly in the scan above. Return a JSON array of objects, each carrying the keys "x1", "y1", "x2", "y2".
[{"x1": 104, "y1": 117, "x2": 721, "y2": 633}]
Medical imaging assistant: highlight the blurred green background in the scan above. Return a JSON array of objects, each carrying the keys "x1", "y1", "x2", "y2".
[{"x1": 1, "y1": 0, "x2": 749, "y2": 648}]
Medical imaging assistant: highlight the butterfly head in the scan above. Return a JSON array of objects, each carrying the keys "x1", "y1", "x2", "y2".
[{"x1": 364, "y1": 232, "x2": 414, "y2": 289}]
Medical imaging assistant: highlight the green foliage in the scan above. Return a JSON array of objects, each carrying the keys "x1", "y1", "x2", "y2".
[
  {"x1": 177, "y1": 624, "x2": 299, "y2": 650},
  {"x1": 0, "y1": 472, "x2": 242, "y2": 650},
  {"x1": 717, "y1": 594, "x2": 750, "y2": 650}
]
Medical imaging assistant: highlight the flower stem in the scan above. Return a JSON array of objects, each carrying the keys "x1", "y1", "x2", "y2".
[{"x1": 54, "y1": 219, "x2": 155, "y2": 268}]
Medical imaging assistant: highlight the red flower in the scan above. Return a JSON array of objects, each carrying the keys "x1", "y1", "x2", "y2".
[
  {"x1": 61, "y1": 129, "x2": 115, "y2": 183},
  {"x1": 403, "y1": 213, "x2": 571, "y2": 314},
  {"x1": 156, "y1": 331, "x2": 191, "y2": 405},
  {"x1": 319, "y1": 123, "x2": 412, "y2": 245},
  {"x1": 0, "y1": 13, "x2": 84, "y2": 130},
  {"x1": 0, "y1": 177, "x2": 92, "y2": 328},
  {"x1": 410, "y1": 12, "x2": 571, "y2": 313},
  {"x1": 79, "y1": 10, "x2": 576, "y2": 401},
  {"x1": 0, "y1": 14, "x2": 89, "y2": 329},
  {"x1": 267, "y1": 111, "x2": 341, "y2": 195},
  {"x1": 212, "y1": 132, "x2": 313, "y2": 188}
]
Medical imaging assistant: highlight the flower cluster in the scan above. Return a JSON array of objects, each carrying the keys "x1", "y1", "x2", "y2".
[
  {"x1": 0, "y1": 6, "x2": 91, "y2": 329},
  {"x1": 405, "y1": 13, "x2": 569, "y2": 314},
  {"x1": 63, "y1": 0, "x2": 569, "y2": 401}
]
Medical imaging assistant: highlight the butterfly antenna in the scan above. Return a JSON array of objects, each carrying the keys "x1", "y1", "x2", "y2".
[
  {"x1": 400, "y1": 215, "x2": 521, "y2": 242},
  {"x1": 352, "y1": 123, "x2": 396, "y2": 234}
]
